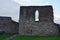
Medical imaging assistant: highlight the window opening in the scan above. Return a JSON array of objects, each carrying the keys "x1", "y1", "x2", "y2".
[{"x1": 35, "y1": 10, "x2": 39, "y2": 21}]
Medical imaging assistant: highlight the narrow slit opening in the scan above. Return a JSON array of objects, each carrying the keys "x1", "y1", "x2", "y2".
[{"x1": 35, "y1": 10, "x2": 39, "y2": 21}]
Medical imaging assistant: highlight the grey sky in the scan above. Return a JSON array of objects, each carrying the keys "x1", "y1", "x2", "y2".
[{"x1": 0, "y1": 0, "x2": 20, "y2": 22}]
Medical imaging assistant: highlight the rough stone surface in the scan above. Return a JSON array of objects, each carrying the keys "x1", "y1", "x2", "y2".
[
  {"x1": 0, "y1": 16, "x2": 19, "y2": 33},
  {"x1": 19, "y1": 6, "x2": 59, "y2": 36}
]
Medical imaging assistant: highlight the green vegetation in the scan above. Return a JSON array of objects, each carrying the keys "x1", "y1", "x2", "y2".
[
  {"x1": 0, "y1": 34, "x2": 13, "y2": 40},
  {"x1": 14, "y1": 36, "x2": 60, "y2": 40},
  {"x1": 0, "y1": 34, "x2": 60, "y2": 40}
]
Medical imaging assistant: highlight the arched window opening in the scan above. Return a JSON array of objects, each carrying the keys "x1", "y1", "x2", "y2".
[{"x1": 35, "y1": 10, "x2": 39, "y2": 21}]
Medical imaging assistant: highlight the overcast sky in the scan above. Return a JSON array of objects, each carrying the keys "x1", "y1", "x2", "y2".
[
  {"x1": 0, "y1": 0, "x2": 20, "y2": 22},
  {"x1": 0, "y1": 0, "x2": 60, "y2": 24}
]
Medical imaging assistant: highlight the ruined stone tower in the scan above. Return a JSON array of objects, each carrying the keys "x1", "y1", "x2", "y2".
[{"x1": 19, "y1": 5, "x2": 59, "y2": 36}]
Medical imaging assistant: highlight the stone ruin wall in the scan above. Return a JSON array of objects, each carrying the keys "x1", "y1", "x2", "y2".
[
  {"x1": 0, "y1": 17, "x2": 19, "y2": 34},
  {"x1": 19, "y1": 6, "x2": 59, "y2": 36}
]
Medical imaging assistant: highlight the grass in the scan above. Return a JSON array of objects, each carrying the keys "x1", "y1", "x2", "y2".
[
  {"x1": 14, "y1": 36, "x2": 60, "y2": 40},
  {"x1": 0, "y1": 34, "x2": 13, "y2": 40},
  {"x1": 0, "y1": 34, "x2": 60, "y2": 40}
]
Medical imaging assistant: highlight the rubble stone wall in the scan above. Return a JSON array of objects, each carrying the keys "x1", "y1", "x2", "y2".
[{"x1": 19, "y1": 6, "x2": 59, "y2": 36}]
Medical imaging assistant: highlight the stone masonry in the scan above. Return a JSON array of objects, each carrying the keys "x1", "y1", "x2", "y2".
[
  {"x1": 0, "y1": 16, "x2": 19, "y2": 34},
  {"x1": 19, "y1": 5, "x2": 59, "y2": 36}
]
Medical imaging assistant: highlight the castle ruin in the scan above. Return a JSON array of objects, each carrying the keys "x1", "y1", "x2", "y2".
[
  {"x1": 19, "y1": 5, "x2": 59, "y2": 36},
  {"x1": 0, "y1": 16, "x2": 19, "y2": 34}
]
